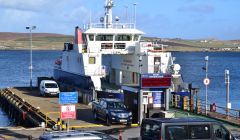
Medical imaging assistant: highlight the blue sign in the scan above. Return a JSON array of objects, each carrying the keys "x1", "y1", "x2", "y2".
[
  {"x1": 153, "y1": 92, "x2": 162, "y2": 104},
  {"x1": 59, "y1": 92, "x2": 78, "y2": 104}
]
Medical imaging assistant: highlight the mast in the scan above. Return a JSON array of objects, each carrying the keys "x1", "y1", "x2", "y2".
[{"x1": 104, "y1": 0, "x2": 114, "y2": 28}]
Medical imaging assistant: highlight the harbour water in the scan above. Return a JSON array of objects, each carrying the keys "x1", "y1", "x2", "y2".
[{"x1": 0, "y1": 50, "x2": 240, "y2": 126}]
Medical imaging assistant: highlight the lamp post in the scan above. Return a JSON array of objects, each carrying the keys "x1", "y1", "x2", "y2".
[
  {"x1": 138, "y1": 55, "x2": 143, "y2": 124},
  {"x1": 225, "y1": 70, "x2": 230, "y2": 119},
  {"x1": 124, "y1": 5, "x2": 128, "y2": 23},
  {"x1": 204, "y1": 56, "x2": 209, "y2": 116},
  {"x1": 26, "y1": 26, "x2": 36, "y2": 90},
  {"x1": 133, "y1": 3, "x2": 137, "y2": 28}
]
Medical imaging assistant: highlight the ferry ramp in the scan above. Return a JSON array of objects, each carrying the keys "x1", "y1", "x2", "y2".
[{"x1": 9, "y1": 87, "x2": 103, "y2": 129}]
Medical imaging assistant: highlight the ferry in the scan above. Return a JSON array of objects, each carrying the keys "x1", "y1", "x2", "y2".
[{"x1": 53, "y1": 0, "x2": 183, "y2": 106}]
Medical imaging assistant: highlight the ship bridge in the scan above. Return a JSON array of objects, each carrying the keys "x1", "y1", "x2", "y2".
[{"x1": 83, "y1": 24, "x2": 144, "y2": 55}]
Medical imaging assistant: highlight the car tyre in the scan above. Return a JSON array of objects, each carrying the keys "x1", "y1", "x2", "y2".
[
  {"x1": 93, "y1": 111, "x2": 98, "y2": 121},
  {"x1": 126, "y1": 122, "x2": 132, "y2": 127},
  {"x1": 106, "y1": 116, "x2": 111, "y2": 126}
]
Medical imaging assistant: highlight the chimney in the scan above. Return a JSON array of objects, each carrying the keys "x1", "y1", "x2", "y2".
[{"x1": 75, "y1": 26, "x2": 82, "y2": 44}]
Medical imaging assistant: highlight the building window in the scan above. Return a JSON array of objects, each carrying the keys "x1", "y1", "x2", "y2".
[
  {"x1": 134, "y1": 35, "x2": 139, "y2": 41},
  {"x1": 89, "y1": 57, "x2": 96, "y2": 64},
  {"x1": 89, "y1": 34, "x2": 94, "y2": 41},
  {"x1": 115, "y1": 35, "x2": 132, "y2": 41},
  {"x1": 96, "y1": 35, "x2": 113, "y2": 41}
]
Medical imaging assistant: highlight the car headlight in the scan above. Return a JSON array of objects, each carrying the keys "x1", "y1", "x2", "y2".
[
  {"x1": 44, "y1": 89, "x2": 49, "y2": 93},
  {"x1": 111, "y1": 112, "x2": 116, "y2": 116},
  {"x1": 129, "y1": 112, "x2": 132, "y2": 116}
]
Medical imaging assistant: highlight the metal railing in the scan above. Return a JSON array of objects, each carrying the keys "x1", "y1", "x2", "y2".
[
  {"x1": 45, "y1": 112, "x2": 60, "y2": 128},
  {"x1": 87, "y1": 23, "x2": 135, "y2": 29}
]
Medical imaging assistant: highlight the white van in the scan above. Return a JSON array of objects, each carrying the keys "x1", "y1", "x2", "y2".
[{"x1": 39, "y1": 80, "x2": 60, "y2": 97}]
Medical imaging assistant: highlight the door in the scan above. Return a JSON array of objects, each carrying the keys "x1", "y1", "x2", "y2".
[
  {"x1": 213, "y1": 124, "x2": 232, "y2": 140},
  {"x1": 154, "y1": 57, "x2": 161, "y2": 73}
]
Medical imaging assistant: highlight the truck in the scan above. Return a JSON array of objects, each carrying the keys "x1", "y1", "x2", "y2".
[{"x1": 92, "y1": 98, "x2": 132, "y2": 126}]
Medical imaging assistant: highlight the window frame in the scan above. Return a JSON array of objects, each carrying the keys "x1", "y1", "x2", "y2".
[{"x1": 89, "y1": 57, "x2": 96, "y2": 64}]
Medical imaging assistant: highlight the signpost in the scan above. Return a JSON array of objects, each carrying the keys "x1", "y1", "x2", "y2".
[
  {"x1": 59, "y1": 92, "x2": 78, "y2": 131},
  {"x1": 60, "y1": 105, "x2": 76, "y2": 120},
  {"x1": 59, "y1": 92, "x2": 78, "y2": 105},
  {"x1": 203, "y1": 78, "x2": 210, "y2": 86},
  {"x1": 141, "y1": 73, "x2": 172, "y2": 88}
]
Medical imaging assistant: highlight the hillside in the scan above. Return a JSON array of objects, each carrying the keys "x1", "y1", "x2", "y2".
[
  {"x1": 143, "y1": 37, "x2": 240, "y2": 52},
  {"x1": 0, "y1": 32, "x2": 240, "y2": 51},
  {"x1": 0, "y1": 32, "x2": 74, "y2": 50}
]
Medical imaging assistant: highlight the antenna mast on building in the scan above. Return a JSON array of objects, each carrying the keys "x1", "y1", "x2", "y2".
[{"x1": 104, "y1": 0, "x2": 114, "y2": 28}]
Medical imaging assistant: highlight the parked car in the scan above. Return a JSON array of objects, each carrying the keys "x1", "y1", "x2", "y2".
[
  {"x1": 39, "y1": 80, "x2": 60, "y2": 97},
  {"x1": 92, "y1": 98, "x2": 132, "y2": 126},
  {"x1": 39, "y1": 130, "x2": 116, "y2": 140},
  {"x1": 141, "y1": 117, "x2": 236, "y2": 140}
]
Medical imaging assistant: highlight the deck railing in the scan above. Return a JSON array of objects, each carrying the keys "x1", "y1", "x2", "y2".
[{"x1": 86, "y1": 23, "x2": 135, "y2": 29}]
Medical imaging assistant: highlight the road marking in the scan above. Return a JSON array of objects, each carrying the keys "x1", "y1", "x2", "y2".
[
  {"x1": 70, "y1": 124, "x2": 104, "y2": 129},
  {"x1": 131, "y1": 124, "x2": 139, "y2": 127},
  {"x1": 1, "y1": 135, "x2": 14, "y2": 139}
]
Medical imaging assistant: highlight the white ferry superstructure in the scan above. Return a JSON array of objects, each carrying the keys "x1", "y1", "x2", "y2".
[{"x1": 54, "y1": 0, "x2": 182, "y2": 96}]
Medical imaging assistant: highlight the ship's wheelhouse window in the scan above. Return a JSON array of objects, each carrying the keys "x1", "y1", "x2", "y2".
[
  {"x1": 96, "y1": 35, "x2": 113, "y2": 41},
  {"x1": 115, "y1": 35, "x2": 132, "y2": 41},
  {"x1": 88, "y1": 34, "x2": 94, "y2": 41},
  {"x1": 89, "y1": 57, "x2": 96, "y2": 64},
  {"x1": 134, "y1": 35, "x2": 140, "y2": 41}
]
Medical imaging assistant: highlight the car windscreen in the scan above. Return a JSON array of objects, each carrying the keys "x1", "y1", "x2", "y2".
[
  {"x1": 141, "y1": 121, "x2": 161, "y2": 139},
  {"x1": 189, "y1": 125, "x2": 210, "y2": 139},
  {"x1": 107, "y1": 102, "x2": 126, "y2": 109},
  {"x1": 45, "y1": 83, "x2": 58, "y2": 88},
  {"x1": 165, "y1": 124, "x2": 210, "y2": 140}
]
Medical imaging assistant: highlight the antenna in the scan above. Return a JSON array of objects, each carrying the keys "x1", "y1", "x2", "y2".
[
  {"x1": 124, "y1": 5, "x2": 128, "y2": 22},
  {"x1": 133, "y1": 3, "x2": 137, "y2": 28},
  {"x1": 89, "y1": 10, "x2": 92, "y2": 24},
  {"x1": 104, "y1": 0, "x2": 114, "y2": 28}
]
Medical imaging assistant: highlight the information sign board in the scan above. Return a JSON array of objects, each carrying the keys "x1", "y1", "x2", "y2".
[
  {"x1": 141, "y1": 73, "x2": 171, "y2": 88},
  {"x1": 59, "y1": 92, "x2": 78, "y2": 104},
  {"x1": 60, "y1": 104, "x2": 76, "y2": 120}
]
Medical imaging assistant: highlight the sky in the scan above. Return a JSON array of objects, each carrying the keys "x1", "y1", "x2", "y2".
[{"x1": 0, "y1": 0, "x2": 240, "y2": 40}]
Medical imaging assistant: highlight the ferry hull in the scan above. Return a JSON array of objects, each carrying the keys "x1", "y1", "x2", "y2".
[{"x1": 53, "y1": 68, "x2": 94, "y2": 90}]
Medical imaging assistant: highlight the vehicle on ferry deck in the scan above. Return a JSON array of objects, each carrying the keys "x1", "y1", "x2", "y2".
[
  {"x1": 39, "y1": 80, "x2": 60, "y2": 97},
  {"x1": 141, "y1": 117, "x2": 236, "y2": 140},
  {"x1": 39, "y1": 130, "x2": 116, "y2": 140},
  {"x1": 92, "y1": 98, "x2": 132, "y2": 126}
]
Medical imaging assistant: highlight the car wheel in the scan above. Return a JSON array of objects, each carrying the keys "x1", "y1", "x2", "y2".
[
  {"x1": 93, "y1": 111, "x2": 98, "y2": 121},
  {"x1": 106, "y1": 116, "x2": 111, "y2": 126},
  {"x1": 126, "y1": 122, "x2": 132, "y2": 127}
]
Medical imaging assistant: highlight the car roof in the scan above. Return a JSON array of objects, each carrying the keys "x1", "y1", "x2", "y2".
[
  {"x1": 39, "y1": 130, "x2": 116, "y2": 140},
  {"x1": 143, "y1": 117, "x2": 217, "y2": 124},
  {"x1": 41, "y1": 80, "x2": 57, "y2": 84},
  {"x1": 100, "y1": 98, "x2": 121, "y2": 102}
]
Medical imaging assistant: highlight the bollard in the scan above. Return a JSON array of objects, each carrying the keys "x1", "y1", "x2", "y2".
[
  {"x1": 119, "y1": 130, "x2": 122, "y2": 140},
  {"x1": 61, "y1": 121, "x2": 66, "y2": 131},
  {"x1": 28, "y1": 135, "x2": 32, "y2": 140},
  {"x1": 57, "y1": 118, "x2": 61, "y2": 131}
]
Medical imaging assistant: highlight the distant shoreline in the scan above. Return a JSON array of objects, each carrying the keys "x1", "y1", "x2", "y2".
[{"x1": 1, "y1": 48, "x2": 240, "y2": 53}]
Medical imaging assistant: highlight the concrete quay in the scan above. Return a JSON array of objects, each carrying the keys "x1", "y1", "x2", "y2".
[{"x1": 1, "y1": 87, "x2": 240, "y2": 139}]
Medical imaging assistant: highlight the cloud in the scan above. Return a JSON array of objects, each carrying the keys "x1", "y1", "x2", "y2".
[
  {"x1": 0, "y1": 0, "x2": 50, "y2": 11},
  {"x1": 178, "y1": 4, "x2": 215, "y2": 14}
]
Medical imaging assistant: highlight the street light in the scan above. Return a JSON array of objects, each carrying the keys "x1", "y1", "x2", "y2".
[
  {"x1": 26, "y1": 26, "x2": 36, "y2": 90},
  {"x1": 133, "y1": 3, "x2": 137, "y2": 28},
  {"x1": 204, "y1": 56, "x2": 209, "y2": 116}
]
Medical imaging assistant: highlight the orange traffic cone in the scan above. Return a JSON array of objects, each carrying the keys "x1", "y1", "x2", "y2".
[{"x1": 119, "y1": 130, "x2": 122, "y2": 140}]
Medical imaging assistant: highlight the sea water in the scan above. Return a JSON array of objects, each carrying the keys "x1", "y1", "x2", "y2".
[{"x1": 0, "y1": 50, "x2": 240, "y2": 126}]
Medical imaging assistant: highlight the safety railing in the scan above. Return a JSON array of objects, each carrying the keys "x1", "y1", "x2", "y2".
[
  {"x1": 87, "y1": 23, "x2": 135, "y2": 29},
  {"x1": 45, "y1": 112, "x2": 60, "y2": 128}
]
